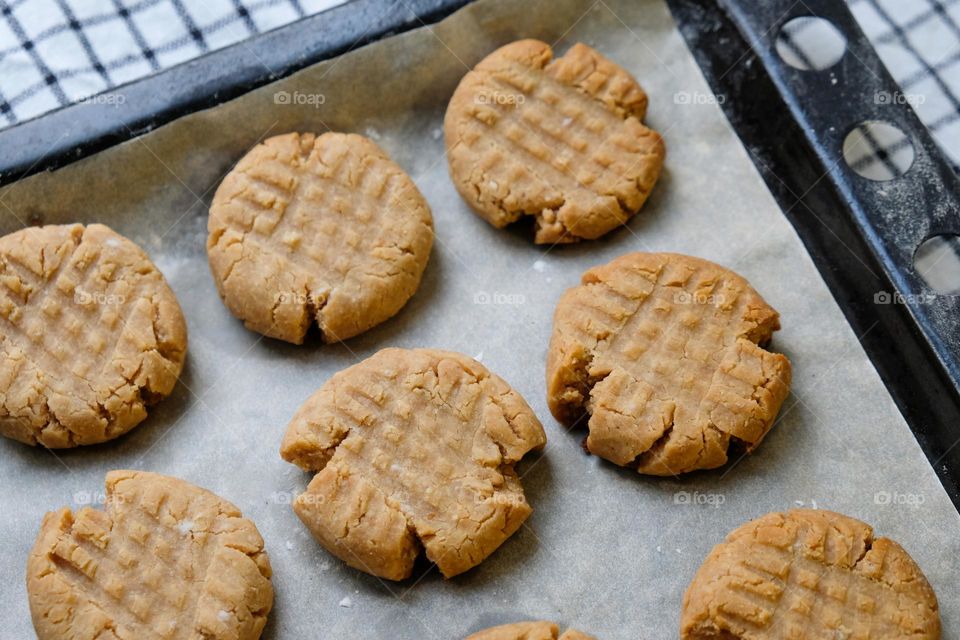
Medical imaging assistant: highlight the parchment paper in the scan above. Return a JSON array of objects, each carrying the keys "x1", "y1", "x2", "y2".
[{"x1": 1, "y1": 0, "x2": 958, "y2": 637}]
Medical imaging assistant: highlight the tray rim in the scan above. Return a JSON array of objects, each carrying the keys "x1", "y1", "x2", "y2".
[{"x1": 0, "y1": 0, "x2": 473, "y2": 187}]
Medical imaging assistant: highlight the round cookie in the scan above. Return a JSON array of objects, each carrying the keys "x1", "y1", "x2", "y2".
[
  {"x1": 206, "y1": 131, "x2": 433, "y2": 344},
  {"x1": 280, "y1": 347, "x2": 546, "y2": 580},
  {"x1": 681, "y1": 509, "x2": 941, "y2": 639},
  {"x1": 467, "y1": 621, "x2": 596, "y2": 640},
  {"x1": 444, "y1": 39, "x2": 665, "y2": 244},
  {"x1": 546, "y1": 252, "x2": 791, "y2": 475},
  {"x1": 27, "y1": 470, "x2": 274, "y2": 640},
  {"x1": 0, "y1": 223, "x2": 187, "y2": 448}
]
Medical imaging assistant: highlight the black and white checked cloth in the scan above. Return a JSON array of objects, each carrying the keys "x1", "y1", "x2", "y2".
[
  {"x1": 849, "y1": 0, "x2": 960, "y2": 174},
  {"x1": 0, "y1": 0, "x2": 345, "y2": 127},
  {"x1": 0, "y1": 0, "x2": 957, "y2": 175}
]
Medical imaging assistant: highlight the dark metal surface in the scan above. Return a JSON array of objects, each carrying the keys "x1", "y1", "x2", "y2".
[
  {"x1": 666, "y1": 0, "x2": 960, "y2": 511},
  {"x1": 0, "y1": 0, "x2": 472, "y2": 186}
]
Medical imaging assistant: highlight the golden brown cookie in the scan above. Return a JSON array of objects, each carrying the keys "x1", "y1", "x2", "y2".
[
  {"x1": 546, "y1": 252, "x2": 791, "y2": 475},
  {"x1": 467, "y1": 621, "x2": 596, "y2": 640},
  {"x1": 207, "y1": 132, "x2": 433, "y2": 344},
  {"x1": 681, "y1": 509, "x2": 941, "y2": 639},
  {"x1": 0, "y1": 223, "x2": 187, "y2": 448},
  {"x1": 27, "y1": 470, "x2": 274, "y2": 640},
  {"x1": 444, "y1": 39, "x2": 665, "y2": 244},
  {"x1": 280, "y1": 347, "x2": 546, "y2": 580}
]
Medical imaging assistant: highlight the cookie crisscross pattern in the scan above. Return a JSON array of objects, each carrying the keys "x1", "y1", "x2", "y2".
[
  {"x1": 547, "y1": 253, "x2": 791, "y2": 475},
  {"x1": 28, "y1": 471, "x2": 273, "y2": 640},
  {"x1": 445, "y1": 40, "x2": 664, "y2": 244},
  {"x1": 281, "y1": 348, "x2": 546, "y2": 580},
  {"x1": 207, "y1": 132, "x2": 433, "y2": 344},
  {"x1": 0, "y1": 223, "x2": 186, "y2": 447},
  {"x1": 681, "y1": 510, "x2": 941, "y2": 639}
]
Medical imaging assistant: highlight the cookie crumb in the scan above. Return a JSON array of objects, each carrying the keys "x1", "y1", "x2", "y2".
[{"x1": 338, "y1": 596, "x2": 353, "y2": 608}]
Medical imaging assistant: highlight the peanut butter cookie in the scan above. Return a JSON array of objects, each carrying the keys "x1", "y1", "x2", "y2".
[
  {"x1": 547, "y1": 252, "x2": 791, "y2": 475},
  {"x1": 27, "y1": 470, "x2": 274, "y2": 640},
  {"x1": 468, "y1": 621, "x2": 596, "y2": 640},
  {"x1": 280, "y1": 348, "x2": 546, "y2": 580},
  {"x1": 0, "y1": 223, "x2": 187, "y2": 448},
  {"x1": 207, "y1": 132, "x2": 433, "y2": 344},
  {"x1": 681, "y1": 509, "x2": 941, "y2": 639},
  {"x1": 444, "y1": 39, "x2": 665, "y2": 244}
]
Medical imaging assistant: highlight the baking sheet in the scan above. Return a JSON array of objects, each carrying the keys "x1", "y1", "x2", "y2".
[{"x1": 1, "y1": 0, "x2": 958, "y2": 637}]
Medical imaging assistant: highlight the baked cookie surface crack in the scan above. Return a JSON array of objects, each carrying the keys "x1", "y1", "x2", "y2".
[
  {"x1": 206, "y1": 132, "x2": 433, "y2": 344},
  {"x1": 681, "y1": 509, "x2": 941, "y2": 639},
  {"x1": 0, "y1": 223, "x2": 187, "y2": 447},
  {"x1": 444, "y1": 39, "x2": 665, "y2": 244},
  {"x1": 27, "y1": 470, "x2": 273, "y2": 640},
  {"x1": 546, "y1": 252, "x2": 791, "y2": 475},
  {"x1": 280, "y1": 348, "x2": 546, "y2": 580}
]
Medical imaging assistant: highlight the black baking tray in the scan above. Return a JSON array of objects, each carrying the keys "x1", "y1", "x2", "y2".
[
  {"x1": 1, "y1": 0, "x2": 958, "y2": 512},
  {"x1": 666, "y1": 0, "x2": 960, "y2": 512}
]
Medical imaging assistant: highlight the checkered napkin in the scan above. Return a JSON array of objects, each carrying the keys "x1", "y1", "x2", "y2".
[
  {"x1": 0, "y1": 0, "x2": 345, "y2": 127},
  {"x1": 0, "y1": 0, "x2": 958, "y2": 175},
  {"x1": 848, "y1": 0, "x2": 960, "y2": 173}
]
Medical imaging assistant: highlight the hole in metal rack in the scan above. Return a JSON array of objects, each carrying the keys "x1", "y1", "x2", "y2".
[
  {"x1": 915, "y1": 234, "x2": 960, "y2": 295},
  {"x1": 775, "y1": 16, "x2": 847, "y2": 71},
  {"x1": 843, "y1": 121, "x2": 915, "y2": 181}
]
